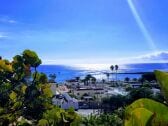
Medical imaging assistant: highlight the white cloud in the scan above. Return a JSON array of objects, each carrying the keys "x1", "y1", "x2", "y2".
[
  {"x1": 0, "y1": 32, "x2": 8, "y2": 38},
  {"x1": 42, "y1": 51, "x2": 168, "y2": 65},
  {"x1": 137, "y1": 51, "x2": 168, "y2": 62},
  {"x1": 0, "y1": 16, "x2": 17, "y2": 24},
  {"x1": 118, "y1": 51, "x2": 168, "y2": 63}
]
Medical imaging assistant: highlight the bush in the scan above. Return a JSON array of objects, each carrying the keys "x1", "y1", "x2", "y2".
[{"x1": 124, "y1": 70, "x2": 168, "y2": 126}]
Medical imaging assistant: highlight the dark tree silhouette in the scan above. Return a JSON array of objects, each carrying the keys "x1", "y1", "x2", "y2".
[{"x1": 115, "y1": 65, "x2": 119, "y2": 83}]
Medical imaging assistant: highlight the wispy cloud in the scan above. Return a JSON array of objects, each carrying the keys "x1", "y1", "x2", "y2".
[
  {"x1": 0, "y1": 16, "x2": 17, "y2": 24},
  {"x1": 118, "y1": 51, "x2": 168, "y2": 63},
  {"x1": 137, "y1": 51, "x2": 168, "y2": 62},
  {"x1": 42, "y1": 51, "x2": 168, "y2": 65},
  {"x1": 0, "y1": 32, "x2": 8, "y2": 39}
]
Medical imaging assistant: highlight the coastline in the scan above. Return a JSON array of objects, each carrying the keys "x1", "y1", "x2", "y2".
[{"x1": 37, "y1": 63, "x2": 168, "y2": 83}]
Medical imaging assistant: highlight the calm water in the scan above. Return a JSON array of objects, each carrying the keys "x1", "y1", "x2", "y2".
[{"x1": 37, "y1": 63, "x2": 168, "y2": 82}]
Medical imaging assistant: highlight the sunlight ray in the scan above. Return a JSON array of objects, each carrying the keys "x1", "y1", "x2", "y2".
[
  {"x1": 127, "y1": 0, "x2": 168, "y2": 65},
  {"x1": 127, "y1": 0, "x2": 157, "y2": 51}
]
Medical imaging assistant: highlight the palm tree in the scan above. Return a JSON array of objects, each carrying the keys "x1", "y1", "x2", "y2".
[
  {"x1": 110, "y1": 65, "x2": 114, "y2": 82},
  {"x1": 75, "y1": 77, "x2": 80, "y2": 88},
  {"x1": 75, "y1": 77, "x2": 80, "y2": 82},
  {"x1": 115, "y1": 65, "x2": 119, "y2": 84},
  {"x1": 125, "y1": 77, "x2": 130, "y2": 82},
  {"x1": 91, "y1": 77, "x2": 96, "y2": 84},
  {"x1": 110, "y1": 65, "x2": 114, "y2": 71},
  {"x1": 82, "y1": 79, "x2": 87, "y2": 86},
  {"x1": 85, "y1": 74, "x2": 92, "y2": 86}
]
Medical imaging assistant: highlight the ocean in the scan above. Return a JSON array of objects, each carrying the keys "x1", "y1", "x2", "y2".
[{"x1": 36, "y1": 63, "x2": 168, "y2": 82}]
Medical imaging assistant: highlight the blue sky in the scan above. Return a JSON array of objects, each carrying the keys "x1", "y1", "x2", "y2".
[{"x1": 0, "y1": 0, "x2": 168, "y2": 64}]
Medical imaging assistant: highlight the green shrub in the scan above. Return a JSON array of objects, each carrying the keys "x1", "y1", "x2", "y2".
[{"x1": 124, "y1": 70, "x2": 168, "y2": 126}]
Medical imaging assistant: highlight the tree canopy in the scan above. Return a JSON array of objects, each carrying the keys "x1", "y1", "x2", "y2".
[{"x1": 0, "y1": 50, "x2": 54, "y2": 125}]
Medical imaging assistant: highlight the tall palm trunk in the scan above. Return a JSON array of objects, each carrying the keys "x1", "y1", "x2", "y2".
[
  {"x1": 116, "y1": 70, "x2": 117, "y2": 84},
  {"x1": 114, "y1": 65, "x2": 119, "y2": 85}
]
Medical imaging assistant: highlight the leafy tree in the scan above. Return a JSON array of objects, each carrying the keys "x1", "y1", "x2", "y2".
[
  {"x1": 152, "y1": 92, "x2": 165, "y2": 103},
  {"x1": 124, "y1": 77, "x2": 130, "y2": 82},
  {"x1": 0, "y1": 49, "x2": 81, "y2": 125},
  {"x1": 0, "y1": 50, "x2": 52, "y2": 125},
  {"x1": 91, "y1": 77, "x2": 96, "y2": 84},
  {"x1": 141, "y1": 72, "x2": 156, "y2": 82},
  {"x1": 102, "y1": 95, "x2": 126, "y2": 113},
  {"x1": 110, "y1": 65, "x2": 114, "y2": 82},
  {"x1": 75, "y1": 77, "x2": 80, "y2": 82},
  {"x1": 132, "y1": 78, "x2": 137, "y2": 82},
  {"x1": 110, "y1": 65, "x2": 114, "y2": 71},
  {"x1": 38, "y1": 107, "x2": 81, "y2": 126},
  {"x1": 84, "y1": 74, "x2": 93, "y2": 85},
  {"x1": 127, "y1": 87, "x2": 153, "y2": 103}
]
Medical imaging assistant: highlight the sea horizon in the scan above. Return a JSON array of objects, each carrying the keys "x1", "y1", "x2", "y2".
[{"x1": 37, "y1": 62, "x2": 168, "y2": 82}]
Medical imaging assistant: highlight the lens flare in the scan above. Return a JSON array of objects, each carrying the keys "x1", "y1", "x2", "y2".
[
  {"x1": 127, "y1": 0, "x2": 168, "y2": 65},
  {"x1": 127, "y1": 0, "x2": 157, "y2": 51}
]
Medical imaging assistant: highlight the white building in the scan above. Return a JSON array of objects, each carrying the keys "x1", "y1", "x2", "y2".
[
  {"x1": 52, "y1": 93, "x2": 79, "y2": 111},
  {"x1": 51, "y1": 84, "x2": 79, "y2": 110}
]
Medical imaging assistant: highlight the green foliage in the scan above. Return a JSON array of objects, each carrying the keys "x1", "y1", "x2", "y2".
[
  {"x1": 82, "y1": 114, "x2": 98, "y2": 126},
  {"x1": 33, "y1": 72, "x2": 48, "y2": 84},
  {"x1": 124, "y1": 77, "x2": 130, "y2": 82},
  {"x1": 0, "y1": 107, "x2": 4, "y2": 115},
  {"x1": 0, "y1": 59, "x2": 13, "y2": 72},
  {"x1": 0, "y1": 50, "x2": 53, "y2": 125},
  {"x1": 82, "y1": 113, "x2": 123, "y2": 126},
  {"x1": 128, "y1": 87, "x2": 153, "y2": 103},
  {"x1": 23, "y1": 49, "x2": 41, "y2": 67},
  {"x1": 124, "y1": 70, "x2": 168, "y2": 126},
  {"x1": 40, "y1": 107, "x2": 81, "y2": 126},
  {"x1": 21, "y1": 84, "x2": 27, "y2": 94},
  {"x1": 155, "y1": 70, "x2": 168, "y2": 102},
  {"x1": 9, "y1": 91, "x2": 17, "y2": 102},
  {"x1": 12, "y1": 101, "x2": 22, "y2": 110},
  {"x1": 38, "y1": 119, "x2": 49, "y2": 126},
  {"x1": 102, "y1": 95, "x2": 126, "y2": 113},
  {"x1": 141, "y1": 72, "x2": 156, "y2": 82},
  {"x1": 125, "y1": 108, "x2": 153, "y2": 126},
  {"x1": 41, "y1": 84, "x2": 53, "y2": 98},
  {"x1": 125, "y1": 98, "x2": 168, "y2": 126},
  {"x1": 17, "y1": 116, "x2": 32, "y2": 126},
  {"x1": 152, "y1": 92, "x2": 165, "y2": 103}
]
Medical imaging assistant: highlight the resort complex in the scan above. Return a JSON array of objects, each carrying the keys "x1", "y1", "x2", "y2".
[{"x1": 50, "y1": 70, "x2": 160, "y2": 113}]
